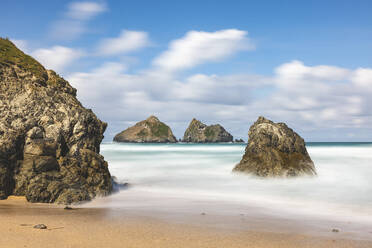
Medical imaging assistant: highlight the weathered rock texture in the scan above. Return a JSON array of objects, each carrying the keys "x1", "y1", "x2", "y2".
[
  {"x1": 233, "y1": 116, "x2": 316, "y2": 177},
  {"x1": 182, "y1": 118, "x2": 233, "y2": 143},
  {"x1": 0, "y1": 38, "x2": 112, "y2": 204},
  {"x1": 113, "y1": 116, "x2": 177, "y2": 143}
]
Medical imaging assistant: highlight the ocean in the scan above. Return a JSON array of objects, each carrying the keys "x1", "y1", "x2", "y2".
[{"x1": 85, "y1": 142, "x2": 372, "y2": 232}]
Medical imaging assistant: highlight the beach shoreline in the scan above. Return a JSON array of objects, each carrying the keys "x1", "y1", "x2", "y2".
[{"x1": 1, "y1": 196, "x2": 371, "y2": 248}]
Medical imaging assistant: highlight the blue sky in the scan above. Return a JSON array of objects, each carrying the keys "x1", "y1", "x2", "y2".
[{"x1": 1, "y1": 0, "x2": 372, "y2": 141}]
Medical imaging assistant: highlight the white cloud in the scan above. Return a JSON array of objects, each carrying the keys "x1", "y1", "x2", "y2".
[
  {"x1": 275, "y1": 60, "x2": 351, "y2": 88},
  {"x1": 32, "y1": 46, "x2": 84, "y2": 71},
  {"x1": 50, "y1": 1, "x2": 107, "y2": 40},
  {"x1": 97, "y1": 30, "x2": 150, "y2": 56},
  {"x1": 352, "y1": 68, "x2": 372, "y2": 90},
  {"x1": 67, "y1": 1, "x2": 107, "y2": 20},
  {"x1": 265, "y1": 61, "x2": 371, "y2": 130},
  {"x1": 152, "y1": 29, "x2": 254, "y2": 72}
]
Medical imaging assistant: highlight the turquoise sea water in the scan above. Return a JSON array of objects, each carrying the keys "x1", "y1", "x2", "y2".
[{"x1": 86, "y1": 142, "x2": 372, "y2": 227}]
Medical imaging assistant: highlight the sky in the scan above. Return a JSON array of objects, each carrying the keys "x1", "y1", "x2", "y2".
[{"x1": 1, "y1": 0, "x2": 372, "y2": 141}]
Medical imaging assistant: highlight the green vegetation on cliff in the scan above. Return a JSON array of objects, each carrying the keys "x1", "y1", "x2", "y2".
[
  {"x1": 150, "y1": 121, "x2": 170, "y2": 137},
  {"x1": 204, "y1": 126, "x2": 215, "y2": 139},
  {"x1": 0, "y1": 38, "x2": 46, "y2": 79}
]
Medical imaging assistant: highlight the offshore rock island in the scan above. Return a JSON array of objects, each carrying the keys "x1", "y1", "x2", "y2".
[
  {"x1": 0, "y1": 38, "x2": 112, "y2": 204},
  {"x1": 233, "y1": 116, "x2": 316, "y2": 177},
  {"x1": 182, "y1": 118, "x2": 233, "y2": 143},
  {"x1": 113, "y1": 115, "x2": 177, "y2": 143}
]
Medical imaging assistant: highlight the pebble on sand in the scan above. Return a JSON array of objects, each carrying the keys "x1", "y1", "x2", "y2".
[{"x1": 33, "y1": 224, "x2": 47, "y2": 229}]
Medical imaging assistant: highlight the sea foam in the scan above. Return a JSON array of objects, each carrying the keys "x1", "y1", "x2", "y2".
[{"x1": 88, "y1": 142, "x2": 372, "y2": 225}]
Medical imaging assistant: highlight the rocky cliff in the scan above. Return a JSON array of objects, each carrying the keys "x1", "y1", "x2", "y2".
[
  {"x1": 0, "y1": 38, "x2": 112, "y2": 204},
  {"x1": 182, "y1": 119, "x2": 233, "y2": 143},
  {"x1": 113, "y1": 115, "x2": 177, "y2": 143},
  {"x1": 233, "y1": 116, "x2": 316, "y2": 177}
]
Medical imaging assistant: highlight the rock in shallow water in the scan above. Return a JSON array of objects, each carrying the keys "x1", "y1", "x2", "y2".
[
  {"x1": 0, "y1": 38, "x2": 112, "y2": 204},
  {"x1": 233, "y1": 116, "x2": 316, "y2": 177}
]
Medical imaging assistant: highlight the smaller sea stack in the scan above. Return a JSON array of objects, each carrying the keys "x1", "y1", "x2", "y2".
[
  {"x1": 113, "y1": 116, "x2": 177, "y2": 143},
  {"x1": 182, "y1": 119, "x2": 233, "y2": 143}
]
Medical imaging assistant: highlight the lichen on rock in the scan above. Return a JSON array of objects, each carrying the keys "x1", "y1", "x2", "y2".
[
  {"x1": 233, "y1": 116, "x2": 316, "y2": 177},
  {"x1": 182, "y1": 118, "x2": 233, "y2": 143},
  {"x1": 113, "y1": 115, "x2": 177, "y2": 143},
  {"x1": 0, "y1": 38, "x2": 112, "y2": 204}
]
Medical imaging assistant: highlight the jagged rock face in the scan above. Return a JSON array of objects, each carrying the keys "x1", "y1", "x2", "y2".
[
  {"x1": 233, "y1": 116, "x2": 316, "y2": 177},
  {"x1": 0, "y1": 38, "x2": 112, "y2": 204},
  {"x1": 113, "y1": 116, "x2": 177, "y2": 143},
  {"x1": 182, "y1": 119, "x2": 233, "y2": 143}
]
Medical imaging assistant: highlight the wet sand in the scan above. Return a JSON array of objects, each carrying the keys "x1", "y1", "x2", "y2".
[{"x1": 0, "y1": 196, "x2": 371, "y2": 248}]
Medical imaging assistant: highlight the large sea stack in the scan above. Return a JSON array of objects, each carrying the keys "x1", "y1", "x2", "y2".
[
  {"x1": 182, "y1": 118, "x2": 233, "y2": 143},
  {"x1": 233, "y1": 116, "x2": 316, "y2": 177},
  {"x1": 0, "y1": 38, "x2": 112, "y2": 204},
  {"x1": 113, "y1": 115, "x2": 177, "y2": 143}
]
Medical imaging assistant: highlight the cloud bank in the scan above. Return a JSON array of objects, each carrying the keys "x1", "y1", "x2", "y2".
[
  {"x1": 68, "y1": 58, "x2": 372, "y2": 141},
  {"x1": 28, "y1": 27, "x2": 371, "y2": 141}
]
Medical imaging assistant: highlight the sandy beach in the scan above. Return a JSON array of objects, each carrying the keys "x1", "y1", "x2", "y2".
[{"x1": 0, "y1": 196, "x2": 371, "y2": 248}]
